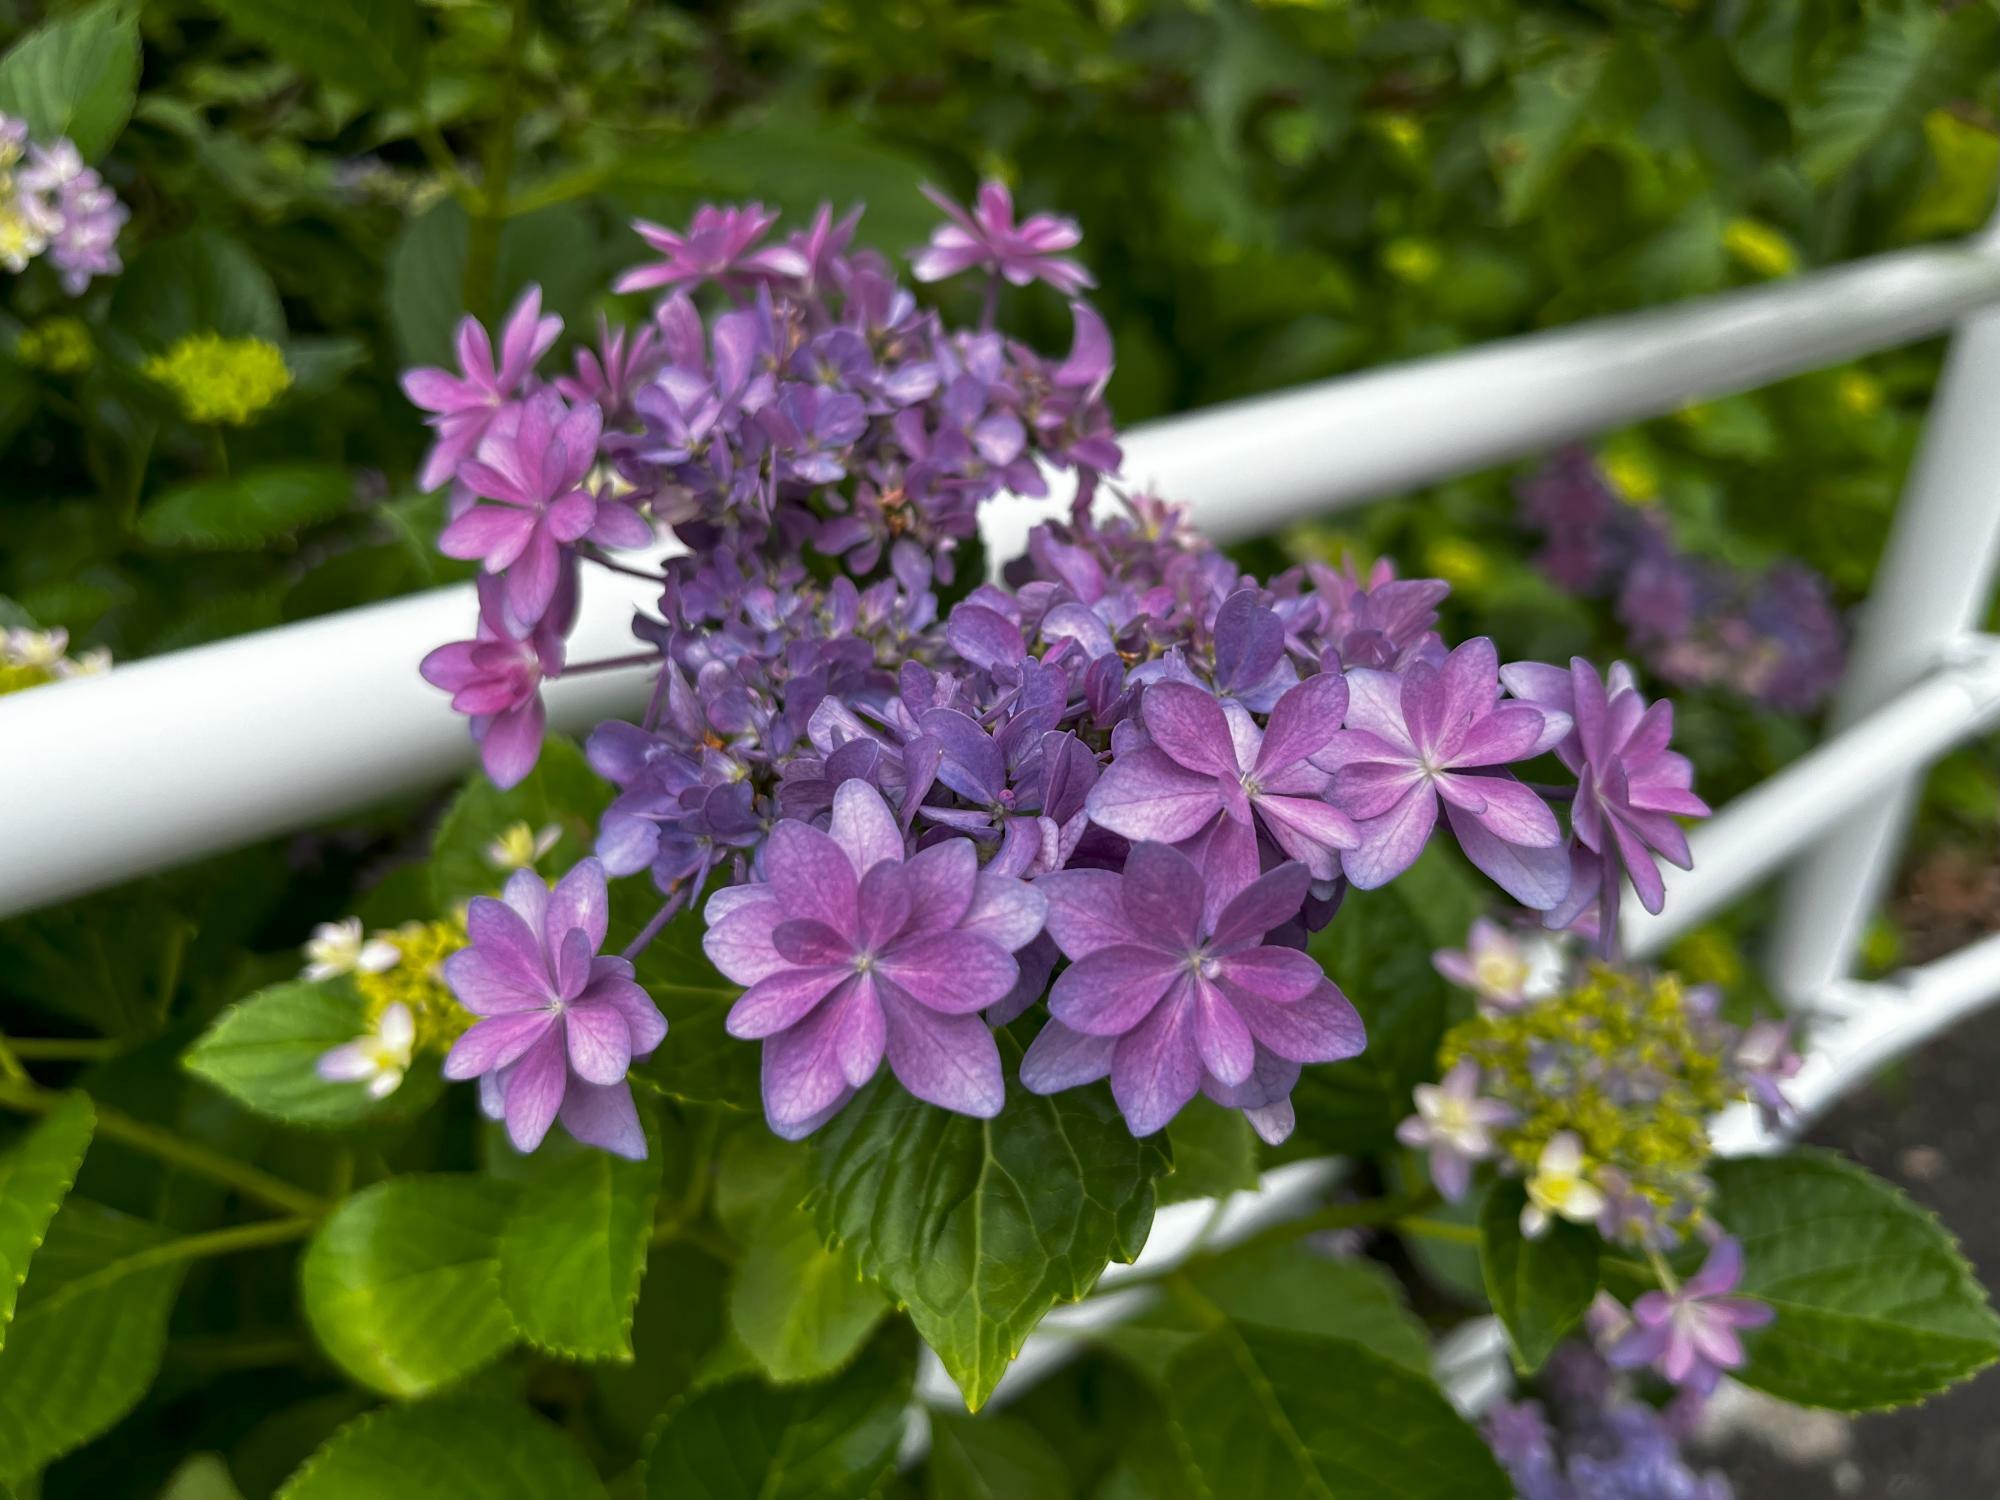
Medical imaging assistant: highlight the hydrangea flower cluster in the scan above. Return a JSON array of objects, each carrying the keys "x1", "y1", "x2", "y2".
[
  {"x1": 143, "y1": 333, "x2": 293, "y2": 425},
  {"x1": 308, "y1": 914, "x2": 471, "y2": 1099},
  {"x1": 409, "y1": 188, "x2": 1713, "y2": 1150},
  {"x1": 0, "y1": 115, "x2": 126, "y2": 294},
  {"x1": 1518, "y1": 447, "x2": 1846, "y2": 713}
]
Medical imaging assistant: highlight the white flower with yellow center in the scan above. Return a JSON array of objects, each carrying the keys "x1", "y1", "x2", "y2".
[
  {"x1": 485, "y1": 820, "x2": 560, "y2": 872},
  {"x1": 316, "y1": 1002, "x2": 416, "y2": 1099},
  {"x1": 302, "y1": 917, "x2": 400, "y2": 982},
  {"x1": 3, "y1": 627, "x2": 68, "y2": 669},
  {"x1": 1522, "y1": 1131, "x2": 1606, "y2": 1238}
]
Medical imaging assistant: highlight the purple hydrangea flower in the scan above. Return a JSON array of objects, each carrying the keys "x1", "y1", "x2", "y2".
[
  {"x1": 912, "y1": 181, "x2": 1094, "y2": 296},
  {"x1": 1499, "y1": 658, "x2": 1710, "y2": 929},
  {"x1": 440, "y1": 391, "x2": 649, "y2": 623},
  {"x1": 1733, "y1": 1019, "x2": 1802, "y2": 1128},
  {"x1": 401, "y1": 285, "x2": 563, "y2": 493},
  {"x1": 555, "y1": 314, "x2": 661, "y2": 424},
  {"x1": 1396, "y1": 1058, "x2": 1514, "y2": 1201},
  {"x1": 615, "y1": 203, "x2": 810, "y2": 295},
  {"x1": 19, "y1": 140, "x2": 127, "y2": 294},
  {"x1": 1085, "y1": 676, "x2": 1359, "y2": 902},
  {"x1": 1432, "y1": 916, "x2": 1533, "y2": 1009},
  {"x1": 701, "y1": 780, "x2": 1047, "y2": 1138},
  {"x1": 1316, "y1": 638, "x2": 1573, "y2": 908},
  {"x1": 442, "y1": 858, "x2": 668, "y2": 1158},
  {"x1": 1605, "y1": 1237, "x2": 1774, "y2": 1395},
  {"x1": 1020, "y1": 843, "x2": 1364, "y2": 1142},
  {"x1": 420, "y1": 569, "x2": 571, "y2": 788}
]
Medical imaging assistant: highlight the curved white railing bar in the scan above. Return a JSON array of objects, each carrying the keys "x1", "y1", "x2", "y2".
[{"x1": 7, "y1": 229, "x2": 2000, "y2": 920}]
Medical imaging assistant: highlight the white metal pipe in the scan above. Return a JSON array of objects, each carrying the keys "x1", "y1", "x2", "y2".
[
  {"x1": 1767, "y1": 219, "x2": 2000, "y2": 1006},
  {"x1": 1624, "y1": 637, "x2": 2000, "y2": 961}
]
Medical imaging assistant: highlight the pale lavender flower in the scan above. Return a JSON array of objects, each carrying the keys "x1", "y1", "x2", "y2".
[
  {"x1": 420, "y1": 570, "x2": 570, "y2": 789},
  {"x1": 1605, "y1": 1237, "x2": 1774, "y2": 1396},
  {"x1": 1396, "y1": 1059, "x2": 1513, "y2": 1201},
  {"x1": 442, "y1": 859, "x2": 667, "y2": 1158},
  {"x1": 1433, "y1": 917, "x2": 1532, "y2": 1009},
  {"x1": 317, "y1": 1002, "x2": 415, "y2": 1099},
  {"x1": 402, "y1": 285, "x2": 563, "y2": 492},
  {"x1": 701, "y1": 780, "x2": 1046, "y2": 1138},
  {"x1": 1733, "y1": 1019, "x2": 1802, "y2": 1129},
  {"x1": 1316, "y1": 638, "x2": 1573, "y2": 907},
  {"x1": 1020, "y1": 844, "x2": 1364, "y2": 1142},
  {"x1": 615, "y1": 203, "x2": 810, "y2": 295},
  {"x1": 1085, "y1": 676, "x2": 1359, "y2": 902},
  {"x1": 913, "y1": 181, "x2": 1094, "y2": 295},
  {"x1": 21, "y1": 140, "x2": 126, "y2": 294}
]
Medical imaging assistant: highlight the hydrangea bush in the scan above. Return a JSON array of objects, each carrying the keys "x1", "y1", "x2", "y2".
[{"x1": 1, "y1": 133, "x2": 1996, "y2": 1500}]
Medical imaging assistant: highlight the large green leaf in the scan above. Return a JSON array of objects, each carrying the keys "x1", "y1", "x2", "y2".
[
  {"x1": 183, "y1": 979, "x2": 434, "y2": 1127},
  {"x1": 628, "y1": 907, "x2": 761, "y2": 1111},
  {"x1": 0, "y1": 3, "x2": 139, "y2": 161},
  {"x1": 110, "y1": 231, "x2": 287, "y2": 354},
  {"x1": 1713, "y1": 1151, "x2": 2000, "y2": 1410},
  {"x1": 0, "y1": 1092, "x2": 92, "y2": 1353},
  {"x1": 1293, "y1": 885, "x2": 1454, "y2": 1154},
  {"x1": 722, "y1": 1136, "x2": 887, "y2": 1384},
  {"x1": 138, "y1": 467, "x2": 355, "y2": 551},
  {"x1": 204, "y1": 0, "x2": 427, "y2": 106},
  {"x1": 1157, "y1": 1098, "x2": 1259, "y2": 1207},
  {"x1": 1487, "y1": 49, "x2": 1612, "y2": 225},
  {"x1": 429, "y1": 735, "x2": 611, "y2": 913},
  {"x1": 301, "y1": 1177, "x2": 518, "y2": 1397},
  {"x1": 927, "y1": 1410, "x2": 1073, "y2": 1500},
  {"x1": 278, "y1": 1398, "x2": 606, "y2": 1500},
  {"x1": 0, "y1": 1202, "x2": 187, "y2": 1482},
  {"x1": 1479, "y1": 1180, "x2": 1599, "y2": 1374},
  {"x1": 1165, "y1": 1325, "x2": 1510, "y2": 1500},
  {"x1": 1795, "y1": 5, "x2": 1995, "y2": 182},
  {"x1": 641, "y1": 1342, "x2": 912, "y2": 1500},
  {"x1": 498, "y1": 1124, "x2": 661, "y2": 1360},
  {"x1": 807, "y1": 1055, "x2": 1168, "y2": 1410},
  {"x1": 387, "y1": 201, "x2": 602, "y2": 370}
]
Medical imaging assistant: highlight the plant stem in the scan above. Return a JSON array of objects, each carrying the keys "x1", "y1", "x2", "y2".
[
  {"x1": 563, "y1": 651, "x2": 660, "y2": 676},
  {"x1": 0, "y1": 1034, "x2": 27, "y2": 1085},
  {"x1": 0, "y1": 1081, "x2": 327, "y2": 1220},
  {"x1": 7, "y1": 1037, "x2": 124, "y2": 1062},
  {"x1": 579, "y1": 546, "x2": 668, "y2": 584},
  {"x1": 129, "y1": 1216, "x2": 316, "y2": 1274},
  {"x1": 1395, "y1": 1215, "x2": 1481, "y2": 1246}
]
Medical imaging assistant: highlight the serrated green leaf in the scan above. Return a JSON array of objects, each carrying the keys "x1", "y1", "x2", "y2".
[
  {"x1": 111, "y1": 230, "x2": 286, "y2": 354},
  {"x1": 807, "y1": 1051, "x2": 1167, "y2": 1410},
  {"x1": 0, "y1": 1201, "x2": 186, "y2": 1482},
  {"x1": 1158, "y1": 1097, "x2": 1259, "y2": 1206},
  {"x1": 724, "y1": 1135, "x2": 886, "y2": 1384},
  {"x1": 301, "y1": 1177, "x2": 518, "y2": 1397},
  {"x1": 0, "y1": 3, "x2": 139, "y2": 161},
  {"x1": 278, "y1": 1398, "x2": 606, "y2": 1500},
  {"x1": 1478, "y1": 1180, "x2": 1599, "y2": 1374},
  {"x1": 1713, "y1": 1150, "x2": 2000, "y2": 1410},
  {"x1": 498, "y1": 1123, "x2": 661, "y2": 1360},
  {"x1": 429, "y1": 736, "x2": 610, "y2": 913},
  {"x1": 1795, "y1": 5, "x2": 1994, "y2": 183},
  {"x1": 927, "y1": 1410, "x2": 1073, "y2": 1500},
  {"x1": 138, "y1": 466, "x2": 353, "y2": 551},
  {"x1": 183, "y1": 978, "x2": 435, "y2": 1127},
  {"x1": 1165, "y1": 1325, "x2": 1510, "y2": 1500},
  {"x1": 641, "y1": 1341, "x2": 912, "y2": 1500},
  {"x1": 204, "y1": 0, "x2": 427, "y2": 106},
  {"x1": 0, "y1": 1092, "x2": 92, "y2": 1353}
]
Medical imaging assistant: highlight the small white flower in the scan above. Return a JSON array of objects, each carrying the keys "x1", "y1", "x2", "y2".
[
  {"x1": 302, "y1": 917, "x2": 400, "y2": 982},
  {"x1": 1521, "y1": 1131, "x2": 1607, "y2": 1238},
  {"x1": 3, "y1": 627, "x2": 68, "y2": 669},
  {"x1": 485, "y1": 820, "x2": 560, "y2": 872},
  {"x1": 54, "y1": 646, "x2": 111, "y2": 678},
  {"x1": 316, "y1": 1002, "x2": 416, "y2": 1099}
]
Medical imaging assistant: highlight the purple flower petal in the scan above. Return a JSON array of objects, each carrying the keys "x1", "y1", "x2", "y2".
[
  {"x1": 727, "y1": 967, "x2": 851, "y2": 1039},
  {"x1": 501, "y1": 1026, "x2": 568, "y2": 1152},
  {"x1": 445, "y1": 1010, "x2": 556, "y2": 1079},
  {"x1": 1344, "y1": 786, "x2": 1438, "y2": 889},
  {"x1": 558, "y1": 1080, "x2": 647, "y2": 1160},
  {"x1": 1049, "y1": 945, "x2": 1181, "y2": 1035},
  {"x1": 766, "y1": 820, "x2": 861, "y2": 937},
  {"x1": 830, "y1": 779, "x2": 905, "y2": 876},
  {"x1": 1443, "y1": 801, "x2": 1574, "y2": 911},
  {"x1": 1208, "y1": 862, "x2": 1312, "y2": 951},
  {"x1": 1117, "y1": 841, "x2": 1204, "y2": 949},
  {"x1": 878, "y1": 986, "x2": 1004, "y2": 1118},
  {"x1": 1192, "y1": 982, "x2": 1256, "y2": 1086},
  {"x1": 878, "y1": 932, "x2": 1018, "y2": 1014},
  {"x1": 1110, "y1": 986, "x2": 1202, "y2": 1136},
  {"x1": 565, "y1": 997, "x2": 635, "y2": 1084},
  {"x1": 1019, "y1": 1019, "x2": 1116, "y2": 1093},
  {"x1": 1227, "y1": 981, "x2": 1366, "y2": 1063},
  {"x1": 1085, "y1": 746, "x2": 1223, "y2": 844},
  {"x1": 1037, "y1": 868, "x2": 1136, "y2": 960}
]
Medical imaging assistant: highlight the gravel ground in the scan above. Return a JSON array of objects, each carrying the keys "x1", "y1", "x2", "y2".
[{"x1": 1697, "y1": 1002, "x2": 2000, "y2": 1497}]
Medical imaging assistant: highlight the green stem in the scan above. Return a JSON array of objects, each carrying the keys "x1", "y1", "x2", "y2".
[
  {"x1": 462, "y1": 0, "x2": 528, "y2": 323},
  {"x1": 126, "y1": 1216, "x2": 315, "y2": 1274},
  {"x1": 1645, "y1": 1246, "x2": 1680, "y2": 1295},
  {"x1": 1396, "y1": 1215, "x2": 1481, "y2": 1247},
  {"x1": 7, "y1": 1037, "x2": 124, "y2": 1062},
  {"x1": 0, "y1": 1034, "x2": 28, "y2": 1085},
  {"x1": 0, "y1": 1081, "x2": 328, "y2": 1220}
]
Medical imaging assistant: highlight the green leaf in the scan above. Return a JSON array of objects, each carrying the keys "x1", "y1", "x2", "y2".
[
  {"x1": 111, "y1": 230, "x2": 286, "y2": 354},
  {"x1": 926, "y1": 1410, "x2": 1073, "y2": 1500},
  {"x1": 723, "y1": 1136, "x2": 887, "y2": 1384},
  {"x1": 204, "y1": 0, "x2": 427, "y2": 106},
  {"x1": 0, "y1": 3, "x2": 139, "y2": 160},
  {"x1": 1795, "y1": 5, "x2": 1994, "y2": 183},
  {"x1": 138, "y1": 466, "x2": 353, "y2": 551},
  {"x1": 1713, "y1": 1150, "x2": 2000, "y2": 1410},
  {"x1": 1158, "y1": 1097, "x2": 1259, "y2": 1207},
  {"x1": 1903, "y1": 108, "x2": 2000, "y2": 239},
  {"x1": 1293, "y1": 886, "x2": 1453, "y2": 1154},
  {"x1": 628, "y1": 908, "x2": 761, "y2": 1111},
  {"x1": 1165, "y1": 1325, "x2": 1510, "y2": 1499},
  {"x1": 429, "y1": 735, "x2": 611, "y2": 913},
  {"x1": 387, "y1": 201, "x2": 601, "y2": 369},
  {"x1": 0, "y1": 1201, "x2": 187, "y2": 1482},
  {"x1": 641, "y1": 1342, "x2": 912, "y2": 1500},
  {"x1": 183, "y1": 978, "x2": 430, "y2": 1127},
  {"x1": 1478, "y1": 1181, "x2": 1599, "y2": 1374},
  {"x1": 1488, "y1": 49, "x2": 1611, "y2": 224},
  {"x1": 301, "y1": 1177, "x2": 518, "y2": 1397},
  {"x1": 498, "y1": 1124, "x2": 662, "y2": 1360},
  {"x1": 278, "y1": 1398, "x2": 606, "y2": 1500},
  {"x1": 807, "y1": 1052, "x2": 1168, "y2": 1410},
  {"x1": 0, "y1": 1092, "x2": 92, "y2": 1353}
]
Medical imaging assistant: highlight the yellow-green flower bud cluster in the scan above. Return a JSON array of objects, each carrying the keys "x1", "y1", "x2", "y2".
[{"x1": 353, "y1": 918, "x2": 474, "y2": 1053}]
